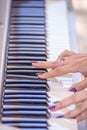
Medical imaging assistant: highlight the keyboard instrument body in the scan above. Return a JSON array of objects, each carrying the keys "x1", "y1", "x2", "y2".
[{"x1": 0, "y1": 0, "x2": 87, "y2": 130}]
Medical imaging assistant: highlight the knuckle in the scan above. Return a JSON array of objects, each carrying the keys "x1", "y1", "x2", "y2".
[
  {"x1": 64, "y1": 49, "x2": 69, "y2": 54},
  {"x1": 58, "y1": 101, "x2": 64, "y2": 108},
  {"x1": 83, "y1": 90, "x2": 87, "y2": 97},
  {"x1": 71, "y1": 95, "x2": 77, "y2": 103},
  {"x1": 66, "y1": 112, "x2": 73, "y2": 117}
]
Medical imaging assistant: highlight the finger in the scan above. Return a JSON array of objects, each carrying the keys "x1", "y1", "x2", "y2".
[
  {"x1": 69, "y1": 78, "x2": 87, "y2": 91},
  {"x1": 51, "y1": 90, "x2": 87, "y2": 111},
  {"x1": 58, "y1": 50, "x2": 76, "y2": 59},
  {"x1": 76, "y1": 109, "x2": 87, "y2": 122},
  {"x1": 38, "y1": 64, "x2": 74, "y2": 79},
  {"x1": 64, "y1": 99, "x2": 87, "y2": 119},
  {"x1": 32, "y1": 61, "x2": 57, "y2": 69}
]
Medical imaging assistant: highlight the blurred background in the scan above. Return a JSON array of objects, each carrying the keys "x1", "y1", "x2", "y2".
[{"x1": 72, "y1": 0, "x2": 87, "y2": 54}]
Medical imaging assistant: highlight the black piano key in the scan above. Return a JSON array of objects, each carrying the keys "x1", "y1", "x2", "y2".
[
  {"x1": 4, "y1": 93, "x2": 47, "y2": 99},
  {"x1": 1, "y1": 123, "x2": 48, "y2": 128},
  {"x1": 9, "y1": 44, "x2": 46, "y2": 48},
  {"x1": 10, "y1": 31, "x2": 45, "y2": 35},
  {"x1": 5, "y1": 84, "x2": 49, "y2": 91},
  {"x1": 9, "y1": 35, "x2": 45, "y2": 39},
  {"x1": 3, "y1": 105, "x2": 47, "y2": 110},
  {"x1": 7, "y1": 59, "x2": 46, "y2": 64},
  {"x1": 12, "y1": 1, "x2": 44, "y2": 8},
  {"x1": 4, "y1": 98, "x2": 47, "y2": 104},
  {"x1": 6, "y1": 68, "x2": 45, "y2": 72},
  {"x1": 6, "y1": 69, "x2": 46, "y2": 73},
  {"x1": 3, "y1": 101, "x2": 48, "y2": 106},
  {"x1": 6, "y1": 78, "x2": 47, "y2": 84},
  {"x1": 3, "y1": 110, "x2": 47, "y2": 116},
  {"x1": 11, "y1": 20, "x2": 45, "y2": 25},
  {"x1": 10, "y1": 28, "x2": 45, "y2": 32},
  {"x1": 11, "y1": 8, "x2": 44, "y2": 17},
  {"x1": 11, "y1": 17, "x2": 45, "y2": 22},
  {"x1": 8, "y1": 51, "x2": 46, "y2": 55},
  {"x1": 19, "y1": 129, "x2": 48, "y2": 130},
  {"x1": 7, "y1": 65, "x2": 38, "y2": 69},
  {"x1": 9, "y1": 39, "x2": 46, "y2": 43},
  {"x1": 8, "y1": 56, "x2": 46, "y2": 60},
  {"x1": 9, "y1": 47, "x2": 46, "y2": 51},
  {"x1": 4, "y1": 90, "x2": 47, "y2": 95},
  {"x1": 10, "y1": 24, "x2": 45, "y2": 29},
  {"x1": 6, "y1": 75, "x2": 45, "y2": 80},
  {"x1": 2, "y1": 116, "x2": 47, "y2": 121}
]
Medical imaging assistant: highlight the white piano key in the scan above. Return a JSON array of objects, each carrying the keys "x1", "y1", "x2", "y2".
[
  {"x1": 46, "y1": 0, "x2": 70, "y2": 62},
  {"x1": 48, "y1": 91, "x2": 75, "y2": 118},
  {"x1": 0, "y1": 124, "x2": 20, "y2": 130},
  {"x1": 48, "y1": 118, "x2": 78, "y2": 130},
  {"x1": 48, "y1": 91, "x2": 74, "y2": 103}
]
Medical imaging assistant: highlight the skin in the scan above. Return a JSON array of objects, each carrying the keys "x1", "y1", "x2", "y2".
[{"x1": 32, "y1": 50, "x2": 87, "y2": 121}]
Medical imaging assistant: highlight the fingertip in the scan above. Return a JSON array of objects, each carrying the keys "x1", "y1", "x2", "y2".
[
  {"x1": 32, "y1": 62, "x2": 37, "y2": 66},
  {"x1": 38, "y1": 74, "x2": 46, "y2": 79},
  {"x1": 69, "y1": 88, "x2": 77, "y2": 93}
]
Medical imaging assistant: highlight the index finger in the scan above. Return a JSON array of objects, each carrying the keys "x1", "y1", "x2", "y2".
[
  {"x1": 37, "y1": 64, "x2": 75, "y2": 79},
  {"x1": 32, "y1": 61, "x2": 57, "y2": 69},
  {"x1": 52, "y1": 90, "x2": 87, "y2": 111}
]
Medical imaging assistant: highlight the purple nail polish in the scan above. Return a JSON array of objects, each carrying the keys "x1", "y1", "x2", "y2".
[
  {"x1": 48, "y1": 105, "x2": 55, "y2": 110},
  {"x1": 56, "y1": 115, "x2": 64, "y2": 118},
  {"x1": 70, "y1": 88, "x2": 77, "y2": 93}
]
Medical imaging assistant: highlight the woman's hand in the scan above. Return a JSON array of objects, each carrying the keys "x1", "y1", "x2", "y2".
[
  {"x1": 50, "y1": 90, "x2": 87, "y2": 122},
  {"x1": 32, "y1": 50, "x2": 87, "y2": 91}
]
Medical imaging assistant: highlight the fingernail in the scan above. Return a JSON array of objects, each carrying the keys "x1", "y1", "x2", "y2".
[
  {"x1": 70, "y1": 88, "x2": 77, "y2": 93},
  {"x1": 48, "y1": 105, "x2": 56, "y2": 110},
  {"x1": 32, "y1": 62, "x2": 38, "y2": 64},
  {"x1": 36, "y1": 73, "x2": 43, "y2": 75},
  {"x1": 56, "y1": 115, "x2": 64, "y2": 118}
]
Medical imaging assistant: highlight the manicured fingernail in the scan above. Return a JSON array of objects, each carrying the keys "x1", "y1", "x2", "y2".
[
  {"x1": 32, "y1": 62, "x2": 38, "y2": 64},
  {"x1": 36, "y1": 72, "x2": 43, "y2": 75},
  {"x1": 48, "y1": 105, "x2": 56, "y2": 110},
  {"x1": 56, "y1": 115, "x2": 64, "y2": 118},
  {"x1": 70, "y1": 88, "x2": 77, "y2": 93}
]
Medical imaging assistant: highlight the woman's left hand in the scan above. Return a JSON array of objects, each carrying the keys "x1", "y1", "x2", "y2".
[{"x1": 50, "y1": 90, "x2": 87, "y2": 122}]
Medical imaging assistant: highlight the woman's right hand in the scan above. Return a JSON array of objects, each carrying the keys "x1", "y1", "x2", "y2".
[{"x1": 32, "y1": 50, "x2": 87, "y2": 91}]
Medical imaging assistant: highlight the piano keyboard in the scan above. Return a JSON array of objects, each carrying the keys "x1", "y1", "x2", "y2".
[
  {"x1": 1, "y1": 0, "x2": 49, "y2": 130},
  {"x1": 0, "y1": 0, "x2": 87, "y2": 130}
]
